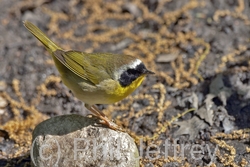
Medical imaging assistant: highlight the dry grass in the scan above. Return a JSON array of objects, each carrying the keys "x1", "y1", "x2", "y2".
[{"x1": 2, "y1": 0, "x2": 250, "y2": 166}]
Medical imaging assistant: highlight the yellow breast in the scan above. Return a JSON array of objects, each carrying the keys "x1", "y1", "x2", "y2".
[{"x1": 99, "y1": 75, "x2": 146, "y2": 103}]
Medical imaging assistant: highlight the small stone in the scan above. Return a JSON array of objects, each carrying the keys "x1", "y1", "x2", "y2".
[
  {"x1": 0, "y1": 81, "x2": 7, "y2": 91},
  {"x1": 0, "y1": 96, "x2": 7, "y2": 108},
  {"x1": 156, "y1": 53, "x2": 178, "y2": 63},
  {"x1": 111, "y1": 39, "x2": 133, "y2": 51},
  {"x1": 0, "y1": 109, "x2": 5, "y2": 115},
  {"x1": 122, "y1": 3, "x2": 142, "y2": 17},
  {"x1": 31, "y1": 114, "x2": 139, "y2": 167},
  {"x1": 223, "y1": 117, "x2": 234, "y2": 133}
]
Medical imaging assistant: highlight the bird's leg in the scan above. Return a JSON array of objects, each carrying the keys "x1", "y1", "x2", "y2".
[
  {"x1": 85, "y1": 104, "x2": 123, "y2": 131},
  {"x1": 91, "y1": 105, "x2": 106, "y2": 117}
]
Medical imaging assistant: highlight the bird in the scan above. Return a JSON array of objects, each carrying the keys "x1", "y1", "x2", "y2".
[{"x1": 23, "y1": 21, "x2": 154, "y2": 130}]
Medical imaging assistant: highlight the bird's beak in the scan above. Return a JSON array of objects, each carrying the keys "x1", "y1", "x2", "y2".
[{"x1": 144, "y1": 69, "x2": 155, "y2": 74}]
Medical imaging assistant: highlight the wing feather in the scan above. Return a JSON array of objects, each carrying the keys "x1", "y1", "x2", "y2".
[{"x1": 53, "y1": 50, "x2": 110, "y2": 85}]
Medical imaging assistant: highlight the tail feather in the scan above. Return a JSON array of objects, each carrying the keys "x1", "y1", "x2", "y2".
[{"x1": 23, "y1": 21, "x2": 61, "y2": 52}]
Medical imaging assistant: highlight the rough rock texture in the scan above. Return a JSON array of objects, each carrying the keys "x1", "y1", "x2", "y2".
[{"x1": 31, "y1": 114, "x2": 139, "y2": 167}]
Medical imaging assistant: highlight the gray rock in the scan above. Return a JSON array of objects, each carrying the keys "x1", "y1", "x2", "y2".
[{"x1": 31, "y1": 114, "x2": 139, "y2": 167}]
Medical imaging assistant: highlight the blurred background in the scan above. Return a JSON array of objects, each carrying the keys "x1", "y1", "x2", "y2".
[{"x1": 0, "y1": 0, "x2": 250, "y2": 166}]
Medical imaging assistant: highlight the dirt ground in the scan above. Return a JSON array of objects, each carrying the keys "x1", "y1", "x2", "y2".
[{"x1": 1, "y1": 0, "x2": 250, "y2": 166}]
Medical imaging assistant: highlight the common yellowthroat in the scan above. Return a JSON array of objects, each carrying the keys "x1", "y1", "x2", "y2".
[{"x1": 23, "y1": 21, "x2": 154, "y2": 130}]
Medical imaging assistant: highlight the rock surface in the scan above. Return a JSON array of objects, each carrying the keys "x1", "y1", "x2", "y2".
[{"x1": 31, "y1": 114, "x2": 139, "y2": 167}]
